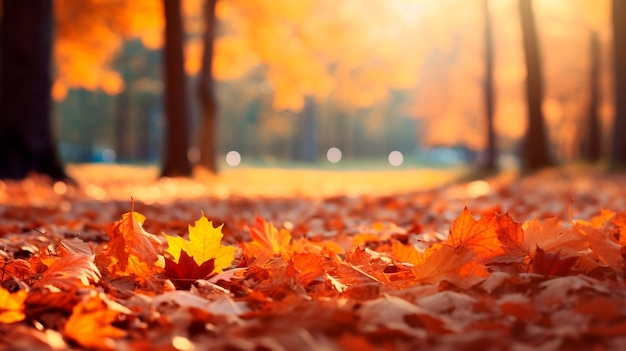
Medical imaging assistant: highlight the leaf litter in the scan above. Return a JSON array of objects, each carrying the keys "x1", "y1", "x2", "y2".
[{"x1": 1, "y1": 166, "x2": 626, "y2": 350}]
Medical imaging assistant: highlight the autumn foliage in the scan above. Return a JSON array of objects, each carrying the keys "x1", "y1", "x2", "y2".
[{"x1": 1, "y1": 185, "x2": 626, "y2": 349}]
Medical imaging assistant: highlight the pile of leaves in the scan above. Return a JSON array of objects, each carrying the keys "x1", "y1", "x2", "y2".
[{"x1": 1, "y1": 169, "x2": 626, "y2": 350}]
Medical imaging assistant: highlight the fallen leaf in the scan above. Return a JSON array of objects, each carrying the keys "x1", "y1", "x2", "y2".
[
  {"x1": 241, "y1": 216, "x2": 292, "y2": 259},
  {"x1": 531, "y1": 247, "x2": 578, "y2": 276},
  {"x1": 64, "y1": 292, "x2": 127, "y2": 350},
  {"x1": 164, "y1": 213, "x2": 235, "y2": 273},
  {"x1": 34, "y1": 253, "x2": 101, "y2": 289},
  {"x1": 98, "y1": 211, "x2": 164, "y2": 279},
  {"x1": 445, "y1": 207, "x2": 504, "y2": 261},
  {"x1": 523, "y1": 217, "x2": 587, "y2": 257},
  {"x1": 0, "y1": 287, "x2": 26, "y2": 323},
  {"x1": 573, "y1": 221, "x2": 623, "y2": 273},
  {"x1": 411, "y1": 244, "x2": 474, "y2": 285},
  {"x1": 489, "y1": 212, "x2": 526, "y2": 262},
  {"x1": 164, "y1": 250, "x2": 215, "y2": 290}
]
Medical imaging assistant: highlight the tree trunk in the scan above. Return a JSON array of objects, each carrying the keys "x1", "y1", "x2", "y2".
[
  {"x1": 585, "y1": 31, "x2": 601, "y2": 162},
  {"x1": 519, "y1": 0, "x2": 552, "y2": 171},
  {"x1": 0, "y1": 0, "x2": 67, "y2": 180},
  {"x1": 115, "y1": 90, "x2": 132, "y2": 162},
  {"x1": 483, "y1": 0, "x2": 497, "y2": 170},
  {"x1": 291, "y1": 96, "x2": 317, "y2": 163},
  {"x1": 160, "y1": 0, "x2": 192, "y2": 177},
  {"x1": 197, "y1": 0, "x2": 218, "y2": 173},
  {"x1": 611, "y1": 0, "x2": 626, "y2": 165}
]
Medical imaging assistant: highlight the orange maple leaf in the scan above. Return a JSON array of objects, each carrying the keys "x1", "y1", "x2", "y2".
[
  {"x1": 0, "y1": 287, "x2": 26, "y2": 323},
  {"x1": 489, "y1": 211, "x2": 526, "y2": 262},
  {"x1": 390, "y1": 240, "x2": 420, "y2": 265},
  {"x1": 241, "y1": 216, "x2": 292, "y2": 259},
  {"x1": 445, "y1": 207, "x2": 504, "y2": 261},
  {"x1": 573, "y1": 220, "x2": 623, "y2": 273},
  {"x1": 392, "y1": 241, "x2": 487, "y2": 288},
  {"x1": 164, "y1": 213, "x2": 235, "y2": 274},
  {"x1": 522, "y1": 217, "x2": 587, "y2": 257},
  {"x1": 64, "y1": 292, "x2": 127, "y2": 350},
  {"x1": 291, "y1": 252, "x2": 333, "y2": 286},
  {"x1": 412, "y1": 244, "x2": 473, "y2": 284},
  {"x1": 34, "y1": 253, "x2": 101, "y2": 289},
  {"x1": 98, "y1": 210, "x2": 164, "y2": 279}
]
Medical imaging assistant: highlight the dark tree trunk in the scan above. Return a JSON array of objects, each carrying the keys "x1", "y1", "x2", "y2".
[
  {"x1": 115, "y1": 90, "x2": 132, "y2": 162},
  {"x1": 584, "y1": 31, "x2": 601, "y2": 162},
  {"x1": 519, "y1": 0, "x2": 552, "y2": 171},
  {"x1": 0, "y1": 0, "x2": 67, "y2": 180},
  {"x1": 161, "y1": 0, "x2": 192, "y2": 177},
  {"x1": 611, "y1": 0, "x2": 626, "y2": 165},
  {"x1": 483, "y1": 0, "x2": 497, "y2": 170},
  {"x1": 197, "y1": 0, "x2": 218, "y2": 173},
  {"x1": 291, "y1": 96, "x2": 317, "y2": 162}
]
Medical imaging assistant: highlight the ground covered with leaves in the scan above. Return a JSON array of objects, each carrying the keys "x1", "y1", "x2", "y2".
[{"x1": 1, "y1": 165, "x2": 625, "y2": 350}]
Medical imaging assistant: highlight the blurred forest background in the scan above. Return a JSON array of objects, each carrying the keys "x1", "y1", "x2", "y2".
[{"x1": 1, "y1": 0, "x2": 624, "y2": 179}]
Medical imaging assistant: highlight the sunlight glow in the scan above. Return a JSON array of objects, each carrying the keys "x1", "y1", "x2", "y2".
[
  {"x1": 388, "y1": 151, "x2": 404, "y2": 166},
  {"x1": 327, "y1": 147, "x2": 342, "y2": 163},
  {"x1": 226, "y1": 151, "x2": 241, "y2": 166},
  {"x1": 84, "y1": 184, "x2": 107, "y2": 200},
  {"x1": 466, "y1": 180, "x2": 490, "y2": 198}
]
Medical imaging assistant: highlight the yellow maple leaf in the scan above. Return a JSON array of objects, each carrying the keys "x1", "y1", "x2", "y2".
[
  {"x1": 64, "y1": 292, "x2": 127, "y2": 350},
  {"x1": 164, "y1": 213, "x2": 235, "y2": 274},
  {"x1": 0, "y1": 287, "x2": 26, "y2": 323}
]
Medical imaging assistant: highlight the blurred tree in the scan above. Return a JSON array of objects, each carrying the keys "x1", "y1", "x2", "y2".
[
  {"x1": 483, "y1": 0, "x2": 496, "y2": 170},
  {"x1": 583, "y1": 30, "x2": 601, "y2": 162},
  {"x1": 213, "y1": 0, "x2": 425, "y2": 162},
  {"x1": 161, "y1": 0, "x2": 192, "y2": 177},
  {"x1": 53, "y1": 0, "x2": 162, "y2": 100},
  {"x1": 196, "y1": 0, "x2": 218, "y2": 173},
  {"x1": 519, "y1": 0, "x2": 552, "y2": 171},
  {"x1": 611, "y1": 0, "x2": 626, "y2": 165},
  {"x1": 54, "y1": 0, "x2": 165, "y2": 165},
  {"x1": 0, "y1": 0, "x2": 67, "y2": 180}
]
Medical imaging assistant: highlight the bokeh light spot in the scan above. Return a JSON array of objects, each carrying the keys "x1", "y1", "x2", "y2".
[
  {"x1": 102, "y1": 149, "x2": 116, "y2": 163},
  {"x1": 53, "y1": 181, "x2": 67, "y2": 195},
  {"x1": 388, "y1": 151, "x2": 404, "y2": 166},
  {"x1": 226, "y1": 151, "x2": 241, "y2": 166},
  {"x1": 187, "y1": 147, "x2": 201, "y2": 163},
  {"x1": 172, "y1": 336, "x2": 193, "y2": 351},
  {"x1": 327, "y1": 147, "x2": 342, "y2": 163},
  {"x1": 260, "y1": 80, "x2": 274, "y2": 94}
]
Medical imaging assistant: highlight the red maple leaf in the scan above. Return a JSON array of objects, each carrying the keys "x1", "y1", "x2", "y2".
[
  {"x1": 531, "y1": 246, "x2": 578, "y2": 276},
  {"x1": 164, "y1": 250, "x2": 216, "y2": 290}
]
